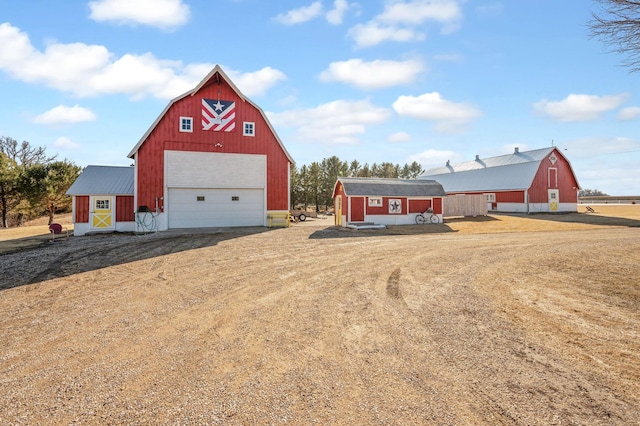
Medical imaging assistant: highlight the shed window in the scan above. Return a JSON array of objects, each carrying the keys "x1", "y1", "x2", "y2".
[
  {"x1": 232, "y1": 196, "x2": 240, "y2": 201},
  {"x1": 95, "y1": 199, "x2": 110, "y2": 209},
  {"x1": 368, "y1": 197, "x2": 382, "y2": 207},
  {"x1": 180, "y1": 117, "x2": 193, "y2": 132},
  {"x1": 197, "y1": 196, "x2": 205, "y2": 201},
  {"x1": 243, "y1": 122, "x2": 255, "y2": 136},
  {"x1": 484, "y1": 193, "x2": 496, "y2": 202}
]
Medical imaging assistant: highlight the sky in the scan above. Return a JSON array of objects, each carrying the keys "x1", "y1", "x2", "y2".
[{"x1": 1, "y1": 0, "x2": 640, "y2": 195}]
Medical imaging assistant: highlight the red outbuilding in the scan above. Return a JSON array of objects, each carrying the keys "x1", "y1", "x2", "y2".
[
  {"x1": 419, "y1": 147, "x2": 580, "y2": 213},
  {"x1": 332, "y1": 177, "x2": 446, "y2": 227},
  {"x1": 68, "y1": 65, "x2": 294, "y2": 235}
]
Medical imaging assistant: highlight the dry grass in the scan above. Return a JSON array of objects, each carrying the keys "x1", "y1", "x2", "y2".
[
  {"x1": 0, "y1": 213, "x2": 74, "y2": 253},
  {"x1": 0, "y1": 205, "x2": 638, "y2": 424}
]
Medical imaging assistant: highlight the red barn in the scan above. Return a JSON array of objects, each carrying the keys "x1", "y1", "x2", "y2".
[
  {"x1": 419, "y1": 147, "x2": 580, "y2": 213},
  {"x1": 128, "y1": 65, "x2": 293, "y2": 230},
  {"x1": 333, "y1": 177, "x2": 446, "y2": 226},
  {"x1": 68, "y1": 65, "x2": 293, "y2": 235}
]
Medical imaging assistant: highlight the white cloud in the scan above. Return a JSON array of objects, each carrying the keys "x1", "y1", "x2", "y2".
[
  {"x1": 392, "y1": 92, "x2": 481, "y2": 132},
  {"x1": 407, "y1": 148, "x2": 461, "y2": 171},
  {"x1": 533, "y1": 93, "x2": 628, "y2": 122},
  {"x1": 33, "y1": 105, "x2": 97, "y2": 125},
  {"x1": 319, "y1": 58, "x2": 425, "y2": 89},
  {"x1": 267, "y1": 99, "x2": 391, "y2": 144},
  {"x1": 225, "y1": 67, "x2": 287, "y2": 97},
  {"x1": 348, "y1": 0, "x2": 462, "y2": 47},
  {"x1": 326, "y1": 0, "x2": 349, "y2": 25},
  {"x1": 389, "y1": 131, "x2": 411, "y2": 142},
  {"x1": 378, "y1": 0, "x2": 462, "y2": 27},
  {"x1": 0, "y1": 23, "x2": 284, "y2": 100},
  {"x1": 562, "y1": 136, "x2": 640, "y2": 159},
  {"x1": 348, "y1": 22, "x2": 425, "y2": 48},
  {"x1": 556, "y1": 137, "x2": 640, "y2": 194},
  {"x1": 618, "y1": 106, "x2": 640, "y2": 121},
  {"x1": 53, "y1": 137, "x2": 81, "y2": 150},
  {"x1": 274, "y1": 2, "x2": 323, "y2": 25},
  {"x1": 89, "y1": 0, "x2": 190, "y2": 31}
]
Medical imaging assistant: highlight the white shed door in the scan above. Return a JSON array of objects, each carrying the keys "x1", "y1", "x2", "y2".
[{"x1": 168, "y1": 188, "x2": 264, "y2": 228}]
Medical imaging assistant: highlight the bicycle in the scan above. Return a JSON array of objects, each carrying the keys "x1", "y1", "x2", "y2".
[{"x1": 415, "y1": 208, "x2": 439, "y2": 224}]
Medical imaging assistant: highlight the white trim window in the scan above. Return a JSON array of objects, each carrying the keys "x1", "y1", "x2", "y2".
[
  {"x1": 368, "y1": 197, "x2": 382, "y2": 207},
  {"x1": 484, "y1": 193, "x2": 496, "y2": 203},
  {"x1": 243, "y1": 122, "x2": 255, "y2": 136},
  {"x1": 180, "y1": 116, "x2": 193, "y2": 133}
]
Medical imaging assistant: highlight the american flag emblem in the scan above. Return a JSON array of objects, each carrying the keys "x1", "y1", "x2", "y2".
[{"x1": 202, "y1": 98, "x2": 236, "y2": 132}]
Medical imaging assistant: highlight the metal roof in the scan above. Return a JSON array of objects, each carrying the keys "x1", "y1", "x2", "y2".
[
  {"x1": 418, "y1": 147, "x2": 556, "y2": 192},
  {"x1": 337, "y1": 177, "x2": 446, "y2": 197},
  {"x1": 66, "y1": 165, "x2": 134, "y2": 195}
]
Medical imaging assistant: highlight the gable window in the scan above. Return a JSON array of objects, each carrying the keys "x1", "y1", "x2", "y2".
[
  {"x1": 243, "y1": 122, "x2": 255, "y2": 136},
  {"x1": 180, "y1": 117, "x2": 193, "y2": 133},
  {"x1": 368, "y1": 197, "x2": 382, "y2": 207},
  {"x1": 484, "y1": 193, "x2": 496, "y2": 202}
]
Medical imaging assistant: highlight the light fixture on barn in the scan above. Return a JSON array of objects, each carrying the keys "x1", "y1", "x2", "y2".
[{"x1": 215, "y1": 142, "x2": 223, "y2": 148}]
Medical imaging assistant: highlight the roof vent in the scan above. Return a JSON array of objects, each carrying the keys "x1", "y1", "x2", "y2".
[
  {"x1": 514, "y1": 147, "x2": 519, "y2": 154},
  {"x1": 475, "y1": 154, "x2": 480, "y2": 161},
  {"x1": 446, "y1": 160, "x2": 450, "y2": 166}
]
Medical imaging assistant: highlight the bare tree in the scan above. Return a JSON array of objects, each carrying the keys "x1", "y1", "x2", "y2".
[{"x1": 590, "y1": 0, "x2": 640, "y2": 72}]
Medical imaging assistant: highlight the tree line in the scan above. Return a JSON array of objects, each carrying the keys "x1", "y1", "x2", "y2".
[
  {"x1": 290, "y1": 156, "x2": 424, "y2": 212},
  {"x1": 0, "y1": 136, "x2": 81, "y2": 227}
]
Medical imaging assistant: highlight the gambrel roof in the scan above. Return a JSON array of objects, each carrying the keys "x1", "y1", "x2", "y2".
[
  {"x1": 418, "y1": 147, "x2": 578, "y2": 192},
  {"x1": 127, "y1": 64, "x2": 294, "y2": 163},
  {"x1": 66, "y1": 165, "x2": 134, "y2": 195},
  {"x1": 335, "y1": 177, "x2": 446, "y2": 197}
]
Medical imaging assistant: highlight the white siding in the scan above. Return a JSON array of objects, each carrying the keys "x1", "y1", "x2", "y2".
[{"x1": 166, "y1": 151, "x2": 266, "y2": 188}]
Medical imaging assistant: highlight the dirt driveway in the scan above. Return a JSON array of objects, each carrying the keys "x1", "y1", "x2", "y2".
[{"x1": 1, "y1": 210, "x2": 639, "y2": 425}]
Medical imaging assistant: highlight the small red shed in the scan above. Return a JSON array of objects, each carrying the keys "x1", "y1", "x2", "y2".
[
  {"x1": 66, "y1": 165, "x2": 135, "y2": 236},
  {"x1": 127, "y1": 65, "x2": 294, "y2": 231},
  {"x1": 419, "y1": 147, "x2": 580, "y2": 213},
  {"x1": 333, "y1": 177, "x2": 446, "y2": 226}
]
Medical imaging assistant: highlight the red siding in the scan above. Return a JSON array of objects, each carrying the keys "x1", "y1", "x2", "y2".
[
  {"x1": 528, "y1": 149, "x2": 579, "y2": 203},
  {"x1": 135, "y1": 73, "x2": 291, "y2": 212},
  {"x1": 433, "y1": 197, "x2": 443, "y2": 215},
  {"x1": 75, "y1": 196, "x2": 89, "y2": 223},
  {"x1": 351, "y1": 197, "x2": 365, "y2": 221},
  {"x1": 496, "y1": 191, "x2": 525, "y2": 203},
  {"x1": 409, "y1": 199, "x2": 431, "y2": 213},
  {"x1": 365, "y1": 197, "x2": 408, "y2": 215},
  {"x1": 116, "y1": 196, "x2": 135, "y2": 221}
]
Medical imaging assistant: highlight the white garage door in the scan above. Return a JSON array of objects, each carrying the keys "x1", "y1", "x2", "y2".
[
  {"x1": 168, "y1": 188, "x2": 264, "y2": 228},
  {"x1": 165, "y1": 151, "x2": 267, "y2": 229}
]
